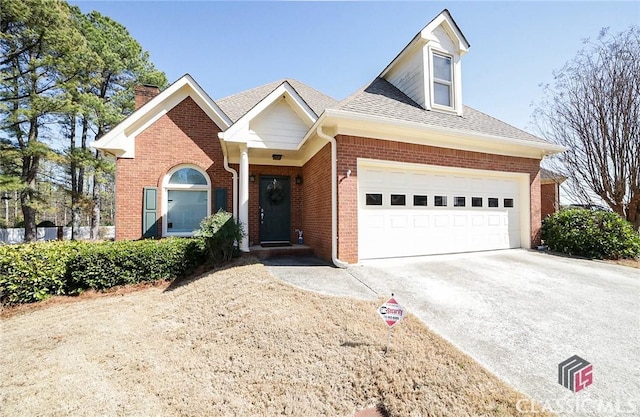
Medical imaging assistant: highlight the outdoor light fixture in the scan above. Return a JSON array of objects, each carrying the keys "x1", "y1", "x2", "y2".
[
  {"x1": 272, "y1": 154, "x2": 283, "y2": 160},
  {"x1": 295, "y1": 174, "x2": 303, "y2": 185},
  {"x1": 249, "y1": 174, "x2": 255, "y2": 182}
]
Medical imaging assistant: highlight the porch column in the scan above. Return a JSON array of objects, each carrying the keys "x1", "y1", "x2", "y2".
[{"x1": 238, "y1": 145, "x2": 250, "y2": 252}]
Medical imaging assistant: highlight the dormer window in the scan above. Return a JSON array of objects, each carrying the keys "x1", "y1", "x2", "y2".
[
  {"x1": 432, "y1": 52, "x2": 453, "y2": 108},
  {"x1": 379, "y1": 10, "x2": 468, "y2": 116}
]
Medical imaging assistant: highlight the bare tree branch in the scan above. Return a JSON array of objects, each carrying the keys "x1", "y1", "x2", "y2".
[{"x1": 535, "y1": 26, "x2": 640, "y2": 230}]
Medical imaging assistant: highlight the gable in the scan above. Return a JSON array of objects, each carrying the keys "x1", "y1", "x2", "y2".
[
  {"x1": 420, "y1": 11, "x2": 469, "y2": 53},
  {"x1": 380, "y1": 10, "x2": 468, "y2": 114},
  {"x1": 431, "y1": 25, "x2": 457, "y2": 52},
  {"x1": 248, "y1": 98, "x2": 311, "y2": 150},
  {"x1": 92, "y1": 74, "x2": 231, "y2": 158},
  {"x1": 217, "y1": 79, "x2": 338, "y2": 123},
  {"x1": 220, "y1": 81, "x2": 317, "y2": 147}
]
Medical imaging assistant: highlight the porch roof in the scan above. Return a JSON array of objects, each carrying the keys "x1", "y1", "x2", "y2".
[{"x1": 217, "y1": 79, "x2": 338, "y2": 123}]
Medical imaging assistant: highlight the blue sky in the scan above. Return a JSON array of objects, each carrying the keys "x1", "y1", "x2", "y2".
[{"x1": 71, "y1": 1, "x2": 639, "y2": 134}]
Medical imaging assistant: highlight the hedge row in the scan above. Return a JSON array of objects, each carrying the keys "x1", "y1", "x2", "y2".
[
  {"x1": 542, "y1": 208, "x2": 640, "y2": 259},
  {"x1": 0, "y1": 241, "x2": 85, "y2": 304},
  {"x1": 0, "y1": 238, "x2": 207, "y2": 305}
]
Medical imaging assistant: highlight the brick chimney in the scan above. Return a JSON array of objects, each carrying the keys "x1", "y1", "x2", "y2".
[{"x1": 134, "y1": 84, "x2": 160, "y2": 109}]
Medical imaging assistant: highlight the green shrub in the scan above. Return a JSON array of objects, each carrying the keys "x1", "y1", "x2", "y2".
[
  {"x1": 0, "y1": 241, "x2": 87, "y2": 305},
  {"x1": 542, "y1": 208, "x2": 640, "y2": 259},
  {"x1": 197, "y1": 211, "x2": 245, "y2": 264},
  {"x1": 0, "y1": 238, "x2": 207, "y2": 305},
  {"x1": 67, "y1": 237, "x2": 207, "y2": 292}
]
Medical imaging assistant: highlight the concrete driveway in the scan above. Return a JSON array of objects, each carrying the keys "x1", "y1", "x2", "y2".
[{"x1": 265, "y1": 250, "x2": 640, "y2": 417}]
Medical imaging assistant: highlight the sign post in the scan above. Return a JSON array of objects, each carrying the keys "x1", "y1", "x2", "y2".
[{"x1": 377, "y1": 293, "x2": 407, "y2": 354}]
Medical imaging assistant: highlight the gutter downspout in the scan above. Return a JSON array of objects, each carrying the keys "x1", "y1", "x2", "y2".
[
  {"x1": 223, "y1": 156, "x2": 238, "y2": 220},
  {"x1": 316, "y1": 126, "x2": 349, "y2": 269}
]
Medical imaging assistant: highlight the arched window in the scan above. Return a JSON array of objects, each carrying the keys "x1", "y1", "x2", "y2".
[{"x1": 162, "y1": 165, "x2": 210, "y2": 236}]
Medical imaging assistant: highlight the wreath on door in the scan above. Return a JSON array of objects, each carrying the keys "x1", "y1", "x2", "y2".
[{"x1": 266, "y1": 179, "x2": 285, "y2": 205}]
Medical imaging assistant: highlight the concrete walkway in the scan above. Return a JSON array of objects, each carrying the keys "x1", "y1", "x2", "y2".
[
  {"x1": 265, "y1": 250, "x2": 640, "y2": 417},
  {"x1": 262, "y1": 256, "x2": 379, "y2": 301}
]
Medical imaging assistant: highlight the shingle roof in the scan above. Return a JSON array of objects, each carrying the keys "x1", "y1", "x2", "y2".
[
  {"x1": 214, "y1": 76, "x2": 553, "y2": 148},
  {"x1": 216, "y1": 79, "x2": 338, "y2": 123},
  {"x1": 335, "y1": 77, "x2": 551, "y2": 145},
  {"x1": 540, "y1": 168, "x2": 566, "y2": 181}
]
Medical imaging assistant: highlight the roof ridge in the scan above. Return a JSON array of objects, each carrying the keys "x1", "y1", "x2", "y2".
[
  {"x1": 215, "y1": 78, "x2": 338, "y2": 123},
  {"x1": 216, "y1": 79, "x2": 285, "y2": 103},
  {"x1": 286, "y1": 78, "x2": 338, "y2": 101}
]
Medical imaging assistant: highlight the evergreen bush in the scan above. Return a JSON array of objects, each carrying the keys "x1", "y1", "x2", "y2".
[
  {"x1": 0, "y1": 238, "x2": 207, "y2": 305},
  {"x1": 66, "y1": 237, "x2": 207, "y2": 292},
  {"x1": 197, "y1": 211, "x2": 245, "y2": 264},
  {"x1": 542, "y1": 208, "x2": 640, "y2": 259},
  {"x1": 0, "y1": 241, "x2": 86, "y2": 305}
]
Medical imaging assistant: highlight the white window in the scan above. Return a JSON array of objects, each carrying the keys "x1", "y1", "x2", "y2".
[
  {"x1": 432, "y1": 53, "x2": 453, "y2": 108},
  {"x1": 163, "y1": 166, "x2": 210, "y2": 236}
]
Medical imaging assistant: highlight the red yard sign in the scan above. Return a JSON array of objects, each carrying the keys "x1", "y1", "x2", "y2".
[{"x1": 378, "y1": 296, "x2": 407, "y2": 328}]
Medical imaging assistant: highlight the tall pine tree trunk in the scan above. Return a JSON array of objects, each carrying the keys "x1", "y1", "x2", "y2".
[
  {"x1": 21, "y1": 120, "x2": 39, "y2": 242},
  {"x1": 90, "y1": 150, "x2": 101, "y2": 240},
  {"x1": 69, "y1": 114, "x2": 81, "y2": 240}
]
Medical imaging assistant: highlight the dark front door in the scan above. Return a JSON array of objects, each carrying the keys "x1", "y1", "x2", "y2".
[{"x1": 259, "y1": 176, "x2": 291, "y2": 243}]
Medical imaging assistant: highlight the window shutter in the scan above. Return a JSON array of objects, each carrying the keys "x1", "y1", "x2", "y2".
[
  {"x1": 143, "y1": 187, "x2": 158, "y2": 237},
  {"x1": 214, "y1": 188, "x2": 227, "y2": 213}
]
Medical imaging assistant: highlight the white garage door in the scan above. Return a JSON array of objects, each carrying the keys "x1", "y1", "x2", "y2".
[{"x1": 358, "y1": 162, "x2": 526, "y2": 259}]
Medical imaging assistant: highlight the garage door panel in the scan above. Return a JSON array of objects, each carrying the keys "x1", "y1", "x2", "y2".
[
  {"x1": 412, "y1": 174, "x2": 429, "y2": 187},
  {"x1": 453, "y1": 216, "x2": 467, "y2": 227},
  {"x1": 359, "y1": 163, "x2": 523, "y2": 259},
  {"x1": 364, "y1": 215, "x2": 385, "y2": 229},
  {"x1": 434, "y1": 215, "x2": 449, "y2": 227},
  {"x1": 361, "y1": 169, "x2": 386, "y2": 187},
  {"x1": 389, "y1": 172, "x2": 407, "y2": 188},
  {"x1": 488, "y1": 215, "x2": 501, "y2": 226},
  {"x1": 471, "y1": 215, "x2": 484, "y2": 226},
  {"x1": 390, "y1": 215, "x2": 408, "y2": 228},
  {"x1": 413, "y1": 216, "x2": 429, "y2": 228}
]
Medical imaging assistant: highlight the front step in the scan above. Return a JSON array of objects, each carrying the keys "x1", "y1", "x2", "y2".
[{"x1": 248, "y1": 244, "x2": 314, "y2": 259}]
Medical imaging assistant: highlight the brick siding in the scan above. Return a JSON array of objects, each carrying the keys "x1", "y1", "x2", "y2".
[
  {"x1": 301, "y1": 143, "x2": 332, "y2": 262},
  {"x1": 115, "y1": 96, "x2": 230, "y2": 240},
  {"x1": 134, "y1": 85, "x2": 160, "y2": 110},
  {"x1": 541, "y1": 182, "x2": 558, "y2": 219}
]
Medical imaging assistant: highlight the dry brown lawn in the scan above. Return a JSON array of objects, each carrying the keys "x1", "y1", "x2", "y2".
[
  {"x1": 0, "y1": 258, "x2": 553, "y2": 417},
  {"x1": 606, "y1": 258, "x2": 640, "y2": 269}
]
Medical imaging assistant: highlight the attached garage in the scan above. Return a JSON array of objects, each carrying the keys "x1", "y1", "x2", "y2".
[{"x1": 357, "y1": 160, "x2": 531, "y2": 259}]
